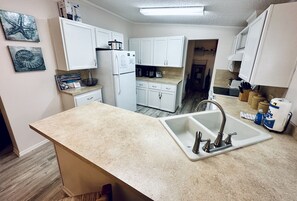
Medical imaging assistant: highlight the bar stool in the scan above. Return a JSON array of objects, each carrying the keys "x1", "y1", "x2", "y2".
[{"x1": 57, "y1": 184, "x2": 112, "y2": 201}]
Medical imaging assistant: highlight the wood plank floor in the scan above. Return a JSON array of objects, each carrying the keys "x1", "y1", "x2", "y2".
[{"x1": 0, "y1": 91, "x2": 206, "y2": 201}]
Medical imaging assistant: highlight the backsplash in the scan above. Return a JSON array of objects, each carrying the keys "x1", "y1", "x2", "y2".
[
  {"x1": 259, "y1": 86, "x2": 288, "y2": 101},
  {"x1": 214, "y1": 69, "x2": 239, "y2": 87},
  {"x1": 156, "y1": 67, "x2": 183, "y2": 78}
]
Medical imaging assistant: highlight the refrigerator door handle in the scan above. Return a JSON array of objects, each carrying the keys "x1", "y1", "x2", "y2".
[{"x1": 118, "y1": 75, "x2": 121, "y2": 94}]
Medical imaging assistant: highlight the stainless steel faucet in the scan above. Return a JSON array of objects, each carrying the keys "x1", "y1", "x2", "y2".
[{"x1": 195, "y1": 100, "x2": 226, "y2": 147}]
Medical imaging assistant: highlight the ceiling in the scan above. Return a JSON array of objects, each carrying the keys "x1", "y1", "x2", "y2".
[{"x1": 86, "y1": 0, "x2": 295, "y2": 27}]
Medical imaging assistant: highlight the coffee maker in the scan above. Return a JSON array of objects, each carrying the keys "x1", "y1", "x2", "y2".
[{"x1": 141, "y1": 66, "x2": 156, "y2": 78}]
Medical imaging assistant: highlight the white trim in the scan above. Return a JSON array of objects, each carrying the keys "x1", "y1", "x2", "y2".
[{"x1": 16, "y1": 139, "x2": 49, "y2": 157}]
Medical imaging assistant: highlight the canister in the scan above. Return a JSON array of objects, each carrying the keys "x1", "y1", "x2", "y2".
[
  {"x1": 251, "y1": 95, "x2": 265, "y2": 109},
  {"x1": 248, "y1": 91, "x2": 259, "y2": 105},
  {"x1": 258, "y1": 100, "x2": 269, "y2": 113}
]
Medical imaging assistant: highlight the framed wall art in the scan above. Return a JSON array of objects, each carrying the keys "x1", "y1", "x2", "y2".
[
  {"x1": 8, "y1": 46, "x2": 46, "y2": 72},
  {"x1": 0, "y1": 10, "x2": 40, "y2": 42}
]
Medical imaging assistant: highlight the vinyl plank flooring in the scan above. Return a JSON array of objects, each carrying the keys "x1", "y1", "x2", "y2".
[{"x1": 0, "y1": 142, "x2": 67, "y2": 201}]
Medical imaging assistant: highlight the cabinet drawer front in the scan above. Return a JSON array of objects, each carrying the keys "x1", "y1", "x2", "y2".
[
  {"x1": 161, "y1": 84, "x2": 176, "y2": 92},
  {"x1": 74, "y1": 90, "x2": 102, "y2": 106},
  {"x1": 136, "y1": 81, "x2": 148, "y2": 88},
  {"x1": 148, "y1": 82, "x2": 161, "y2": 90}
]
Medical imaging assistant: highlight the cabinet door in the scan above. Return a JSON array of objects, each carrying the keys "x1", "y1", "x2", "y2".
[
  {"x1": 140, "y1": 38, "x2": 153, "y2": 65},
  {"x1": 239, "y1": 11, "x2": 267, "y2": 82},
  {"x1": 61, "y1": 19, "x2": 97, "y2": 70},
  {"x1": 111, "y1": 31, "x2": 124, "y2": 49},
  {"x1": 129, "y1": 38, "x2": 141, "y2": 65},
  {"x1": 95, "y1": 28, "x2": 111, "y2": 49},
  {"x1": 136, "y1": 88, "x2": 147, "y2": 106},
  {"x1": 160, "y1": 92, "x2": 176, "y2": 112},
  {"x1": 153, "y1": 37, "x2": 167, "y2": 66},
  {"x1": 148, "y1": 90, "x2": 160, "y2": 109},
  {"x1": 166, "y1": 36, "x2": 184, "y2": 67}
]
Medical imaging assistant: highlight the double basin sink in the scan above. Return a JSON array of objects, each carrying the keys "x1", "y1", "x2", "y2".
[{"x1": 159, "y1": 110, "x2": 272, "y2": 161}]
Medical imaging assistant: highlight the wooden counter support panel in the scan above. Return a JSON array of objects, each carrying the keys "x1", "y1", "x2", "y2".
[{"x1": 54, "y1": 144, "x2": 151, "y2": 201}]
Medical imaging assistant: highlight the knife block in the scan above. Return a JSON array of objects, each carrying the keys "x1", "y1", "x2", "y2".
[{"x1": 238, "y1": 90, "x2": 251, "y2": 102}]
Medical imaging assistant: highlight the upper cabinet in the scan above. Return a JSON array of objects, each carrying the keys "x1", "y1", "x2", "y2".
[
  {"x1": 239, "y1": 2, "x2": 297, "y2": 87},
  {"x1": 95, "y1": 29, "x2": 124, "y2": 49},
  {"x1": 49, "y1": 17, "x2": 97, "y2": 71},
  {"x1": 95, "y1": 27, "x2": 112, "y2": 49},
  {"x1": 129, "y1": 38, "x2": 153, "y2": 65},
  {"x1": 129, "y1": 36, "x2": 185, "y2": 68}
]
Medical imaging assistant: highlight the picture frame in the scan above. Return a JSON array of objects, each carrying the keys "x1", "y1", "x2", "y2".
[
  {"x1": 0, "y1": 9, "x2": 40, "y2": 42},
  {"x1": 8, "y1": 46, "x2": 46, "y2": 72}
]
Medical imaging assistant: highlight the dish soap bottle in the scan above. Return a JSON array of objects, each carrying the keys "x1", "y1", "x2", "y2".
[{"x1": 254, "y1": 109, "x2": 264, "y2": 125}]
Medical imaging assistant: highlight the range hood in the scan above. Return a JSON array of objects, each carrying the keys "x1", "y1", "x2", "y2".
[{"x1": 228, "y1": 52, "x2": 243, "y2": 61}]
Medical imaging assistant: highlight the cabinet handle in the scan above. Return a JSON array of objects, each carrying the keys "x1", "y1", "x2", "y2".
[
  {"x1": 94, "y1": 59, "x2": 97, "y2": 66},
  {"x1": 87, "y1": 97, "x2": 94, "y2": 100},
  {"x1": 158, "y1": 92, "x2": 161, "y2": 99}
]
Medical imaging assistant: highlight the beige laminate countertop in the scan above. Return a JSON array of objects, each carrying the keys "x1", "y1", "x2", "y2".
[
  {"x1": 60, "y1": 84, "x2": 103, "y2": 96},
  {"x1": 136, "y1": 77, "x2": 182, "y2": 85},
  {"x1": 30, "y1": 100, "x2": 297, "y2": 201}
]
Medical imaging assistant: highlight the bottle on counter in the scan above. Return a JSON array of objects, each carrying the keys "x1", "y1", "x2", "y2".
[{"x1": 254, "y1": 109, "x2": 264, "y2": 125}]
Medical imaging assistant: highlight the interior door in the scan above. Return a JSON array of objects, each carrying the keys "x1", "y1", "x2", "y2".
[{"x1": 113, "y1": 72, "x2": 136, "y2": 111}]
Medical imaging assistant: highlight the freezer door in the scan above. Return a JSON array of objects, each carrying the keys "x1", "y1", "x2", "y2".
[
  {"x1": 112, "y1": 51, "x2": 135, "y2": 74},
  {"x1": 113, "y1": 72, "x2": 136, "y2": 111}
]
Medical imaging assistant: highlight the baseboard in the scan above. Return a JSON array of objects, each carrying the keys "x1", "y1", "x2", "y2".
[{"x1": 15, "y1": 139, "x2": 49, "y2": 157}]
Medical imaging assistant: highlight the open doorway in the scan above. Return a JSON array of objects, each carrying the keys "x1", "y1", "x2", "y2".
[
  {"x1": 0, "y1": 109, "x2": 13, "y2": 156},
  {"x1": 183, "y1": 39, "x2": 218, "y2": 104}
]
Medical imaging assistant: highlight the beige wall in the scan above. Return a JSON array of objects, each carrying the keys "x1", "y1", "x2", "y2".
[{"x1": 0, "y1": 0, "x2": 63, "y2": 155}]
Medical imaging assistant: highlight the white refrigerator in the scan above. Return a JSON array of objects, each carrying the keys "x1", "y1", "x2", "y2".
[{"x1": 94, "y1": 50, "x2": 136, "y2": 111}]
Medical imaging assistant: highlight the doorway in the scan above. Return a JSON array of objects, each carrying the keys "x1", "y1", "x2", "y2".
[
  {"x1": 183, "y1": 39, "x2": 218, "y2": 104},
  {"x1": 0, "y1": 109, "x2": 12, "y2": 156}
]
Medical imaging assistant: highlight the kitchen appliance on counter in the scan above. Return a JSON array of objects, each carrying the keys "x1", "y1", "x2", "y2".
[
  {"x1": 263, "y1": 98, "x2": 292, "y2": 133},
  {"x1": 141, "y1": 66, "x2": 156, "y2": 78},
  {"x1": 94, "y1": 50, "x2": 136, "y2": 111},
  {"x1": 136, "y1": 67, "x2": 142, "y2": 77},
  {"x1": 108, "y1": 40, "x2": 122, "y2": 50},
  {"x1": 156, "y1": 71, "x2": 163, "y2": 78}
]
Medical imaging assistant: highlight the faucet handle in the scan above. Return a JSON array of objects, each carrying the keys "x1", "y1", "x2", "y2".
[
  {"x1": 202, "y1": 139, "x2": 211, "y2": 153},
  {"x1": 192, "y1": 131, "x2": 202, "y2": 154},
  {"x1": 224, "y1": 132, "x2": 237, "y2": 145}
]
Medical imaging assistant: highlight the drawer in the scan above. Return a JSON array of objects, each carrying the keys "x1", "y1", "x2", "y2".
[
  {"x1": 148, "y1": 82, "x2": 161, "y2": 90},
  {"x1": 161, "y1": 84, "x2": 176, "y2": 92},
  {"x1": 136, "y1": 81, "x2": 148, "y2": 88},
  {"x1": 74, "y1": 89, "x2": 102, "y2": 107}
]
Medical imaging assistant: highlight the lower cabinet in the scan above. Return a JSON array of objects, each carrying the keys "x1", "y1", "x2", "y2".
[
  {"x1": 61, "y1": 89, "x2": 103, "y2": 110},
  {"x1": 136, "y1": 81, "x2": 148, "y2": 106},
  {"x1": 136, "y1": 80, "x2": 180, "y2": 112}
]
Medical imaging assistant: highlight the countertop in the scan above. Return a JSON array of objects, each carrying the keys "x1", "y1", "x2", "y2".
[
  {"x1": 60, "y1": 84, "x2": 103, "y2": 96},
  {"x1": 136, "y1": 77, "x2": 182, "y2": 85},
  {"x1": 30, "y1": 99, "x2": 297, "y2": 201}
]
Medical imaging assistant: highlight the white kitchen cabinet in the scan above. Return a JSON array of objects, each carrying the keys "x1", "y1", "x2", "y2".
[
  {"x1": 61, "y1": 89, "x2": 102, "y2": 110},
  {"x1": 153, "y1": 36, "x2": 185, "y2": 67},
  {"x1": 136, "y1": 81, "x2": 148, "y2": 106},
  {"x1": 147, "y1": 82, "x2": 179, "y2": 112},
  {"x1": 239, "y1": 2, "x2": 297, "y2": 87},
  {"x1": 49, "y1": 17, "x2": 97, "y2": 71},
  {"x1": 95, "y1": 27, "x2": 112, "y2": 49},
  {"x1": 129, "y1": 38, "x2": 154, "y2": 65}
]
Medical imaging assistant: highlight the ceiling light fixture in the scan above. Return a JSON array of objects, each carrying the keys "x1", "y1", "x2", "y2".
[{"x1": 139, "y1": 6, "x2": 204, "y2": 16}]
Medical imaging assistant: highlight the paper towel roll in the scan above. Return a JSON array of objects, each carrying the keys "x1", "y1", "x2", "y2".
[{"x1": 264, "y1": 98, "x2": 292, "y2": 132}]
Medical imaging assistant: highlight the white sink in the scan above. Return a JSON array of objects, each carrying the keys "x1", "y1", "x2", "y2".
[{"x1": 159, "y1": 110, "x2": 272, "y2": 161}]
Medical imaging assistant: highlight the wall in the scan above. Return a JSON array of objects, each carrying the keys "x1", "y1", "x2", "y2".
[
  {"x1": 0, "y1": 0, "x2": 63, "y2": 155},
  {"x1": 286, "y1": 68, "x2": 297, "y2": 126},
  {"x1": 0, "y1": 0, "x2": 134, "y2": 156}
]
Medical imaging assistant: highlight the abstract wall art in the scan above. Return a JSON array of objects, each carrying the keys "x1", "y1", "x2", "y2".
[
  {"x1": 0, "y1": 10, "x2": 40, "y2": 42},
  {"x1": 8, "y1": 46, "x2": 46, "y2": 72}
]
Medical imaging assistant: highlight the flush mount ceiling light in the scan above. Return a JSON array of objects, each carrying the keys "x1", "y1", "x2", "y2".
[{"x1": 139, "y1": 6, "x2": 204, "y2": 16}]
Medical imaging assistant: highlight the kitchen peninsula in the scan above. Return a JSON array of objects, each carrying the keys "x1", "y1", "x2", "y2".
[{"x1": 29, "y1": 101, "x2": 297, "y2": 201}]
